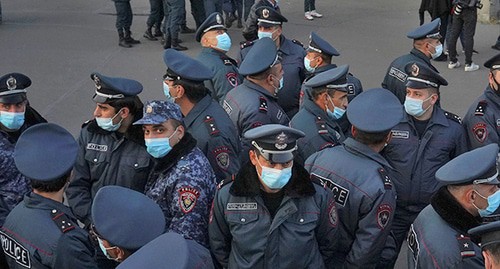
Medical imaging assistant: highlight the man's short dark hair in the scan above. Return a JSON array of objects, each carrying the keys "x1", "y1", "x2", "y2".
[
  {"x1": 354, "y1": 129, "x2": 391, "y2": 145},
  {"x1": 484, "y1": 243, "x2": 500, "y2": 265},
  {"x1": 30, "y1": 171, "x2": 71, "y2": 193},
  {"x1": 106, "y1": 96, "x2": 143, "y2": 116},
  {"x1": 248, "y1": 67, "x2": 273, "y2": 81},
  {"x1": 173, "y1": 80, "x2": 208, "y2": 103}
]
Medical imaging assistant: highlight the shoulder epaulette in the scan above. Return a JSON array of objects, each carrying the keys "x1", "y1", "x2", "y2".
[
  {"x1": 81, "y1": 119, "x2": 92, "y2": 128},
  {"x1": 444, "y1": 111, "x2": 462, "y2": 124},
  {"x1": 315, "y1": 116, "x2": 328, "y2": 135},
  {"x1": 204, "y1": 115, "x2": 220, "y2": 136},
  {"x1": 291, "y1": 39, "x2": 304, "y2": 48},
  {"x1": 217, "y1": 175, "x2": 235, "y2": 189},
  {"x1": 240, "y1": 41, "x2": 254, "y2": 50},
  {"x1": 220, "y1": 55, "x2": 237, "y2": 66},
  {"x1": 457, "y1": 235, "x2": 476, "y2": 258},
  {"x1": 51, "y1": 209, "x2": 76, "y2": 233},
  {"x1": 475, "y1": 101, "x2": 487, "y2": 116},
  {"x1": 378, "y1": 168, "x2": 392, "y2": 190},
  {"x1": 259, "y1": 96, "x2": 268, "y2": 113}
]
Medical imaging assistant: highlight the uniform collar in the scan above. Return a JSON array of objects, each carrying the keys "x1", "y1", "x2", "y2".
[
  {"x1": 25, "y1": 192, "x2": 76, "y2": 219},
  {"x1": 243, "y1": 79, "x2": 278, "y2": 99},
  {"x1": 184, "y1": 95, "x2": 212, "y2": 128},
  {"x1": 278, "y1": 35, "x2": 292, "y2": 56},
  {"x1": 343, "y1": 137, "x2": 393, "y2": 169},
  {"x1": 152, "y1": 132, "x2": 197, "y2": 173},
  {"x1": 410, "y1": 48, "x2": 437, "y2": 72},
  {"x1": 230, "y1": 162, "x2": 316, "y2": 198}
]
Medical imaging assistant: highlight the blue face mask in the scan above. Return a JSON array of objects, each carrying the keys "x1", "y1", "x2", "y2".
[
  {"x1": 0, "y1": 111, "x2": 25, "y2": 130},
  {"x1": 404, "y1": 96, "x2": 432, "y2": 117},
  {"x1": 304, "y1": 57, "x2": 316, "y2": 73},
  {"x1": 216, "y1": 33, "x2": 232, "y2": 52},
  {"x1": 429, "y1": 43, "x2": 443, "y2": 59},
  {"x1": 326, "y1": 96, "x2": 345, "y2": 119},
  {"x1": 145, "y1": 128, "x2": 178, "y2": 158},
  {"x1": 95, "y1": 109, "x2": 123, "y2": 132},
  {"x1": 163, "y1": 82, "x2": 179, "y2": 103},
  {"x1": 475, "y1": 189, "x2": 500, "y2": 217},
  {"x1": 258, "y1": 31, "x2": 273, "y2": 40},
  {"x1": 257, "y1": 158, "x2": 292, "y2": 189},
  {"x1": 97, "y1": 237, "x2": 117, "y2": 261}
]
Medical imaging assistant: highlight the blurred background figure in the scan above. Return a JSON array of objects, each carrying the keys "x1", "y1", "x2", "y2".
[{"x1": 304, "y1": 0, "x2": 322, "y2": 20}]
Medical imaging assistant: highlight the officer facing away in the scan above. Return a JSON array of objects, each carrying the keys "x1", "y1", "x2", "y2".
[
  {"x1": 1, "y1": 123, "x2": 98, "y2": 269},
  {"x1": 90, "y1": 186, "x2": 165, "y2": 263},
  {"x1": 469, "y1": 220, "x2": 500, "y2": 269},
  {"x1": 407, "y1": 143, "x2": 500, "y2": 268},
  {"x1": 209, "y1": 124, "x2": 338, "y2": 269}
]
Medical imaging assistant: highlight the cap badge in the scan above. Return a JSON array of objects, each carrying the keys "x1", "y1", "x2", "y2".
[
  {"x1": 411, "y1": 63, "x2": 419, "y2": 77},
  {"x1": 275, "y1": 132, "x2": 288, "y2": 150},
  {"x1": 93, "y1": 75, "x2": 102, "y2": 90},
  {"x1": 216, "y1": 14, "x2": 222, "y2": 24},
  {"x1": 146, "y1": 105, "x2": 153, "y2": 114},
  {"x1": 6, "y1": 77, "x2": 17, "y2": 90},
  {"x1": 262, "y1": 8, "x2": 270, "y2": 19}
]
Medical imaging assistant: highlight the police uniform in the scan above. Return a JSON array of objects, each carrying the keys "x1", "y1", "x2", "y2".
[
  {"x1": 299, "y1": 32, "x2": 363, "y2": 134},
  {"x1": 117, "y1": 232, "x2": 214, "y2": 269},
  {"x1": 134, "y1": 100, "x2": 216, "y2": 248},
  {"x1": 304, "y1": 88, "x2": 403, "y2": 268},
  {"x1": 209, "y1": 125, "x2": 338, "y2": 268},
  {"x1": 240, "y1": 7, "x2": 306, "y2": 118},
  {"x1": 223, "y1": 37, "x2": 289, "y2": 162},
  {"x1": 1, "y1": 123, "x2": 98, "y2": 269},
  {"x1": 290, "y1": 65, "x2": 349, "y2": 165},
  {"x1": 196, "y1": 13, "x2": 242, "y2": 104},
  {"x1": 381, "y1": 62, "x2": 467, "y2": 265},
  {"x1": 463, "y1": 54, "x2": 500, "y2": 149},
  {"x1": 66, "y1": 73, "x2": 152, "y2": 228},
  {"x1": 382, "y1": 18, "x2": 441, "y2": 104},
  {"x1": 91, "y1": 186, "x2": 165, "y2": 255},
  {"x1": 163, "y1": 49, "x2": 241, "y2": 183},
  {"x1": 241, "y1": 0, "x2": 280, "y2": 41},
  {"x1": 0, "y1": 73, "x2": 47, "y2": 226},
  {"x1": 407, "y1": 144, "x2": 499, "y2": 268}
]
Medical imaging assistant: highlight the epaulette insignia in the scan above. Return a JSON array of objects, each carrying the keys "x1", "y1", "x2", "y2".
[
  {"x1": 475, "y1": 101, "x2": 487, "y2": 116},
  {"x1": 378, "y1": 168, "x2": 392, "y2": 190},
  {"x1": 457, "y1": 235, "x2": 476, "y2": 258},
  {"x1": 315, "y1": 116, "x2": 328, "y2": 135},
  {"x1": 240, "y1": 41, "x2": 254, "y2": 50},
  {"x1": 51, "y1": 209, "x2": 76, "y2": 233},
  {"x1": 291, "y1": 39, "x2": 304, "y2": 48},
  {"x1": 259, "y1": 96, "x2": 268, "y2": 113},
  {"x1": 444, "y1": 111, "x2": 462, "y2": 124},
  {"x1": 204, "y1": 115, "x2": 220, "y2": 136}
]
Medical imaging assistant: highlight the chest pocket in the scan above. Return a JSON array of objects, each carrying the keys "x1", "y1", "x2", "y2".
[
  {"x1": 286, "y1": 213, "x2": 319, "y2": 234},
  {"x1": 227, "y1": 212, "x2": 260, "y2": 237},
  {"x1": 120, "y1": 156, "x2": 151, "y2": 192},
  {"x1": 84, "y1": 150, "x2": 108, "y2": 165}
]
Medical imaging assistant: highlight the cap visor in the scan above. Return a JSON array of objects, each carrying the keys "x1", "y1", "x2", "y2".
[
  {"x1": 92, "y1": 94, "x2": 108, "y2": 103},
  {"x1": 133, "y1": 116, "x2": 166, "y2": 125},
  {"x1": 0, "y1": 93, "x2": 26, "y2": 104},
  {"x1": 269, "y1": 152, "x2": 294, "y2": 163}
]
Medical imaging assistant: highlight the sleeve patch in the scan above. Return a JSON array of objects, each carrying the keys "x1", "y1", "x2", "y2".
[
  {"x1": 226, "y1": 72, "x2": 239, "y2": 87},
  {"x1": 0, "y1": 231, "x2": 32, "y2": 268},
  {"x1": 223, "y1": 100, "x2": 233, "y2": 115},
  {"x1": 472, "y1": 122, "x2": 488, "y2": 143},
  {"x1": 212, "y1": 146, "x2": 230, "y2": 170},
  {"x1": 376, "y1": 204, "x2": 392, "y2": 230},
  {"x1": 328, "y1": 201, "x2": 338, "y2": 227},
  {"x1": 311, "y1": 173, "x2": 349, "y2": 207},
  {"x1": 178, "y1": 187, "x2": 200, "y2": 214}
]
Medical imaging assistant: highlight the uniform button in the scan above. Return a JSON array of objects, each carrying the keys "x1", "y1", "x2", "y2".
[
  {"x1": 299, "y1": 218, "x2": 304, "y2": 223},
  {"x1": 52, "y1": 209, "x2": 57, "y2": 214},
  {"x1": 134, "y1": 163, "x2": 138, "y2": 167},
  {"x1": 93, "y1": 158, "x2": 98, "y2": 162},
  {"x1": 241, "y1": 218, "x2": 246, "y2": 222}
]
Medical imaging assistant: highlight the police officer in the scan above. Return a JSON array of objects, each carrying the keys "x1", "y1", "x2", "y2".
[
  {"x1": 67, "y1": 73, "x2": 151, "y2": 229},
  {"x1": 143, "y1": 0, "x2": 164, "y2": 40},
  {"x1": 463, "y1": 54, "x2": 500, "y2": 149},
  {"x1": 290, "y1": 65, "x2": 349, "y2": 165},
  {"x1": 134, "y1": 100, "x2": 216, "y2": 248},
  {"x1": 117, "y1": 232, "x2": 214, "y2": 269},
  {"x1": 209, "y1": 124, "x2": 338, "y2": 268},
  {"x1": 0, "y1": 73, "x2": 46, "y2": 227},
  {"x1": 380, "y1": 61, "x2": 467, "y2": 267},
  {"x1": 162, "y1": 48, "x2": 241, "y2": 183},
  {"x1": 469, "y1": 221, "x2": 500, "y2": 269},
  {"x1": 90, "y1": 186, "x2": 165, "y2": 263},
  {"x1": 382, "y1": 18, "x2": 443, "y2": 104},
  {"x1": 196, "y1": 12, "x2": 242, "y2": 104},
  {"x1": 305, "y1": 88, "x2": 402, "y2": 268},
  {"x1": 241, "y1": 0, "x2": 279, "y2": 41},
  {"x1": 1, "y1": 123, "x2": 98, "y2": 269},
  {"x1": 163, "y1": 0, "x2": 188, "y2": 50},
  {"x1": 240, "y1": 7, "x2": 306, "y2": 118},
  {"x1": 112, "y1": 0, "x2": 140, "y2": 48},
  {"x1": 407, "y1": 143, "x2": 500, "y2": 268},
  {"x1": 223, "y1": 37, "x2": 289, "y2": 163}
]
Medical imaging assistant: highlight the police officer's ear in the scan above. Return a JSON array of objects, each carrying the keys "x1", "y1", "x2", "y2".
[
  {"x1": 482, "y1": 249, "x2": 495, "y2": 268},
  {"x1": 249, "y1": 150, "x2": 258, "y2": 166},
  {"x1": 173, "y1": 83, "x2": 185, "y2": 99},
  {"x1": 118, "y1": 107, "x2": 130, "y2": 119}
]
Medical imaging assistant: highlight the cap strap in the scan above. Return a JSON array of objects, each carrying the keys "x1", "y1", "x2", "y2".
[
  {"x1": 94, "y1": 90, "x2": 125, "y2": 99},
  {"x1": 308, "y1": 45, "x2": 322, "y2": 54},
  {"x1": 203, "y1": 24, "x2": 225, "y2": 33},
  {"x1": 426, "y1": 32, "x2": 441, "y2": 39},
  {"x1": 326, "y1": 83, "x2": 348, "y2": 89},
  {"x1": 492, "y1": 65, "x2": 500, "y2": 70},
  {"x1": 407, "y1": 77, "x2": 438, "y2": 88},
  {"x1": 257, "y1": 19, "x2": 282, "y2": 25},
  {"x1": 0, "y1": 89, "x2": 26, "y2": 96},
  {"x1": 473, "y1": 171, "x2": 499, "y2": 185},
  {"x1": 251, "y1": 140, "x2": 297, "y2": 155}
]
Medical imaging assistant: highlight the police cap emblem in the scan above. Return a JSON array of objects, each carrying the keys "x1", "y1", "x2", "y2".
[
  {"x1": 262, "y1": 8, "x2": 270, "y2": 18},
  {"x1": 146, "y1": 105, "x2": 153, "y2": 114},
  {"x1": 274, "y1": 132, "x2": 288, "y2": 150},
  {"x1": 93, "y1": 75, "x2": 101, "y2": 90},
  {"x1": 6, "y1": 77, "x2": 17, "y2": 90},
  {"x1": 411, "y1": 63, "x2": 419, "y2": 77},
  {"x1": 216, "y1": 14, "x2": 222, "y2": 24}
]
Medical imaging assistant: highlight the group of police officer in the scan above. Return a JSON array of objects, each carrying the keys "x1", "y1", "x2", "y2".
[{"x1": 2, "y1": 4, "x2": 500, "y2": 269}]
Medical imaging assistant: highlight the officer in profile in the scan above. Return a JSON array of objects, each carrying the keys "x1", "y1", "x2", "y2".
[
  {"x1": 380, "y1": 61, "x2": 467, "y2": 267},
  {"x1": 240, "y1": 7, "x2": 306, "y2": 118},
  {"x1": 407, "y1": 143, "x2": 500, "y2": 268},
  {"x1": 134, "y1": 100, "x2": 216, "y2": 248},
  {"x1": 209, "y1": 124, "x2": 338, "y2": 268},
  {"x1": 0, "y1": 73, "x2": 46, "y2": 226},
  {"x1": 90, "y1": 185, "x2": 165, "y2": 263},
  {"x1": 382, "y1": 18, "x2": 443, "y2": 104},
  {"x1": 223, "y1": 37, "x2": 289, "y2": 163},
  {"x1": 304, "y1": 88, "x2": 402, "y2": 268},
  {"x1": 117, "y1": 232, "x2": 214, "y2": 269},
  {"x1": 1, "y1": 123, "x2": 98, "y2": 269},
  {"x1": 162, "y1": 48, "x2": 241, "y2": 183},
  {"x1": 196, "y1": 12, "x2": 242, "y2": 104},
  {"x1": 469, "y1": 221, "x2": 500, "y2": 269},
  {"x1": 290, "y1": 65, "x2": 349, "y2": 165},
  {"x1": 463, "y1": 54, "x2": 500, "y2": 149}
]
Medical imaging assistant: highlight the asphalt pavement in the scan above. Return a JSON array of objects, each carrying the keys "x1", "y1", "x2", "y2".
[{"x1": 0, "y1": 0, "x2": 499, "y2": 267}]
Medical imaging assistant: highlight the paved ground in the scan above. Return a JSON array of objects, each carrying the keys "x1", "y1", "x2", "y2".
[{"x1": 0, "y1": 0, "x2": 499, "y2": 267}]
